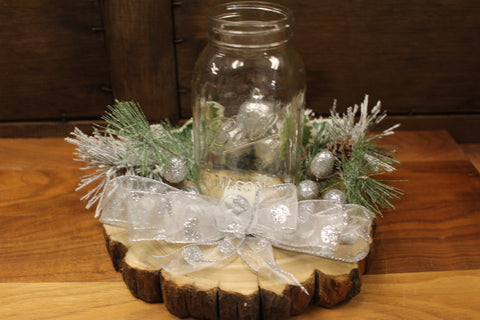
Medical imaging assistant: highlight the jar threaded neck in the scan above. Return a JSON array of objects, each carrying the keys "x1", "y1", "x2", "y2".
[{"x1": 207, "y1": 1, "x2": 294, "y2": 48}]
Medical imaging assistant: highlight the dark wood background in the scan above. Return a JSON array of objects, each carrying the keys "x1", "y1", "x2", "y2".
[{"x1": 1, "y1": 0, "x2": 479, "y2": 142}]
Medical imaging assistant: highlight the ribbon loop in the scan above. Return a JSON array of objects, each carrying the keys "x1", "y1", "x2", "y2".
[
  {"x1": 167, "y1": 192, "x2": 223, "y2": 243},
  {"x1": 251, "y1": 183, "x2": 298, "y2": 235}
]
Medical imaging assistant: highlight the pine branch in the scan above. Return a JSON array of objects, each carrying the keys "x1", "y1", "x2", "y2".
[
  {"x1": 339, "y1": 137, "x2": 403, "y2": 216},
  {"x1": 65, "y1": 127, "x2": 134, "y2": 209},
  {"x1": 327, "y1": 95, "x2": 400, "y2": 143},
  {"x1": 300, "y1": 95, "x2": 403, "y2": 216},
  {"x1": 99, "y1": 100, "x2": 195, "y2": 181},
  {"x1": 66, "y1": 101, "x2": 196, "y2": 209}
]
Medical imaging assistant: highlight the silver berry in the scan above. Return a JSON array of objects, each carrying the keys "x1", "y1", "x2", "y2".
[
  {"x1": 162, "y1": 156, "x2": 187, "y2": 184},
  {"x1": 181, "y1": 184, "x2": 200, "y2": 194},
  {"x1": 297, "y1": 180, "x2": 320, "y2": 200},
  {"x1": 323, "y1": 189, "x2": 346, "y2": 204},
  {"x1": 309, "y1": 149, "x2": 335, "y2": 179}
]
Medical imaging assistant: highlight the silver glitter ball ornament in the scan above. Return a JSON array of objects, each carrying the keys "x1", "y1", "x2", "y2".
[
  {"x1": 238, "y1": 88, "x2": 274, "y2": 125},
  {"x1": 162, "y1": 156, "x2": 187, "y2": 184},
  {"x1": 323, "y1": 189, "x2": 346, "y2": 204},
  {"x1": 297, "y1": 180, "x2": 320, "y2": 200},
  {"x1": 309, "y1": 149, "x2": 335, "y2": 179},
  {"x1": 181, "y1": 184, "x2": 200, "y2": 194}
]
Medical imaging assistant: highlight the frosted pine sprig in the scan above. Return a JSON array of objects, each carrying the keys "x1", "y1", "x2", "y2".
[
  {"x1": 328, "y1": 94, "x2": 400, "y2": 142},
  {"x1": 65, "y1": 127, "x2": 134, "y2": 210},
  {"x1": 66, "y1": 101, "x2": 196, "y2": 211}
]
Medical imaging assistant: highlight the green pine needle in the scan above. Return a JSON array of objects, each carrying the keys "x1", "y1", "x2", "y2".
[
  {"x1": 99, "y1": 100, "x2": 196, "y2": 182},
  {"x1": 67, "y1": 101, "x2": 196, "y2": 208},
  {"x1": 339, "y1": 138, "x2": 403, "y2": 216}
]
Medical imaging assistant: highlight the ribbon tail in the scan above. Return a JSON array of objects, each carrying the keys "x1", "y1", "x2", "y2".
[
  {"x1": 238, "y1": 237, "x2": 308, "y2": 295},
  {"x1": 153, "y1": 238, "x2": 237, "y2": 274}
]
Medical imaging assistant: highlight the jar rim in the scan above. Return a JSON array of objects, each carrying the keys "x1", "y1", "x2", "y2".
[{"x1": 208, "y1": 1, "x2": 293, "y2": 28}]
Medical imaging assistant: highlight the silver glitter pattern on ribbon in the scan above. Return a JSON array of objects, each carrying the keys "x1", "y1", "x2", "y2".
[
  {"x1": 231, "y1": 196, "x2": 250, "y2": 215},
  {"x1": 182, "y1": 246, "x2": 204, "y2": 265},
  {"x1": 256, "y1": 238, "x2": 270, "y2": 250},
  {"x1": 226, "y1": 222, "x2": 243, "y2": 234},
  {"x1": 218, "y1": 238, "x2": 235, "y2": 254},
  {"x1": 321, "y1": 225, "x2": 340, "y2": 246},
  {"x1": 183, "y1": 217, "x2": 200, "y2": 241},
  {"x1": 270, "y1": 204, "x2": 291, "y2": 224}
]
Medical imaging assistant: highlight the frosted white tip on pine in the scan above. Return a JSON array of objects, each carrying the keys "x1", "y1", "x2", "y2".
[{"x1": 330, "y1": 94, "x2": 400, "y2": 142}]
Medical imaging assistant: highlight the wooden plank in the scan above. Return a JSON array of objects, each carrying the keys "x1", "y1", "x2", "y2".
[
  {"x1": 299, "y1": 270, "x2": 480, "y2": 319},
  {"x1": 379, "y1": 129, "x2": 469, "y2": 162},
  {"x1": 0, "y1": 138, "x2": 78, "y2": 170},
  {"x1": 0, "y1": 281, "x2": 176, "y2": 320},
  {"x1": 0, "y1": 214, "x2": 118, "y2": 282},
  {"x1": 173, "y1": 0, "x2": 480, "y2": 121},
  {"x1": 0, "y1": 0, "x2": 112, "y2": 121},
  {"x1": 369, "y1": 160, "x2": 480, "y2": 274},
  {"x1": 460, "y1": 143, "x2": 480, "y2": 172},
  {"x1": 101, "y1": 0, "x2": 179, "y2": 123},
  {"x1": 0, "y1": 169, "x2": 87, "y2": 215},
  {"x1": 379, "y1": 114, "x2": 480, "y2": 143},
  {"x1": 1, "y1": 270, "x2": 479, "y2": 319}
]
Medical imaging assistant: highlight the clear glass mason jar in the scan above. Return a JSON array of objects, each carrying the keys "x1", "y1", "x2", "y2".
[{"x1": 192, "y1": 1, "x2": 306, "y2": 203}]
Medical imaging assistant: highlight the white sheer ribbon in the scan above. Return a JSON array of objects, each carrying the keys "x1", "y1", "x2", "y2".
[{"x1": 97, "y1": 176, "x2": 373, "y2": 293}]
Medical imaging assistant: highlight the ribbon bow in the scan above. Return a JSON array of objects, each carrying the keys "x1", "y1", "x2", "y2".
[{"x1": 97, "y1": 176, "x2": 373, "y2": 293}]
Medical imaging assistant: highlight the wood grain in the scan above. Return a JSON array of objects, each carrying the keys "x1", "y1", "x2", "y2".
[
  {"x1": 0, "y1": 215, "x2": 118, "y2": 282},
  {"x1": 0, "y1": 138, "x2": 78, "y2": 170},
  {"x1": 378, "y1": 114, "x2": 480, "y2": 143},
  {"x1": 0, "y1": 169, "x2": 86, "y2": 216},
  {"x1": 379, "y1": 130, "x2": 469, "y2": 162},
  {"x1": 1, "y1": 270, "x2": 479, "y2": 319},
  {"x1": 460, "y1": 143, "x2": 480, "y2": 172},
  {"x1": 369, "y1": 160, "x2": 480, "y2": 274},
  {"x1": 0, "y1": 120, "x2": 99, "y2": 140},
  {"x1": 0, "y1": 0, "x2": 112, "y2": 121},
  {"x1": 103, "y1": 224, "x2": 365, "y2": 319},
  {"x1": 101, "y1": 0, "x2": 179, "y2": 122}
]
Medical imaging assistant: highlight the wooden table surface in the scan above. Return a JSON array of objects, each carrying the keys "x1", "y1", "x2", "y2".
[{"x1": 1, "y1": 130, "x2": 479, "y2": 319}]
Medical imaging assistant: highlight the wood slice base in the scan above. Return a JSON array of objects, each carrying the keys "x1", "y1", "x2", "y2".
[{"x1": 103, "y1": 224, "x2": 372, "y2": 320}]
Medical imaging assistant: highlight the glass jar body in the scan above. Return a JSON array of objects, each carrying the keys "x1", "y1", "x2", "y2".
[{"x1": 192, "y1": 2, "x2": 305, "y2": 202}]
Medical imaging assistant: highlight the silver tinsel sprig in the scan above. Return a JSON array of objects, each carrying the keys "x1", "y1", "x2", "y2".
[
  {"x1": 66, "y1": 101, "x2": 195, "y2": 209},
  {"x1": 100, "y1": 101, "x2": 194, "y2": 180},
  {"x1": 327, "y1": 94, "x2": 400, "y2": 142},
  {"x1": 65, "y1": 127, "x2": 136, "y2": 209},
  {"x1": 300, "y1": 95, "x2": 402, "y2": 216}
]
